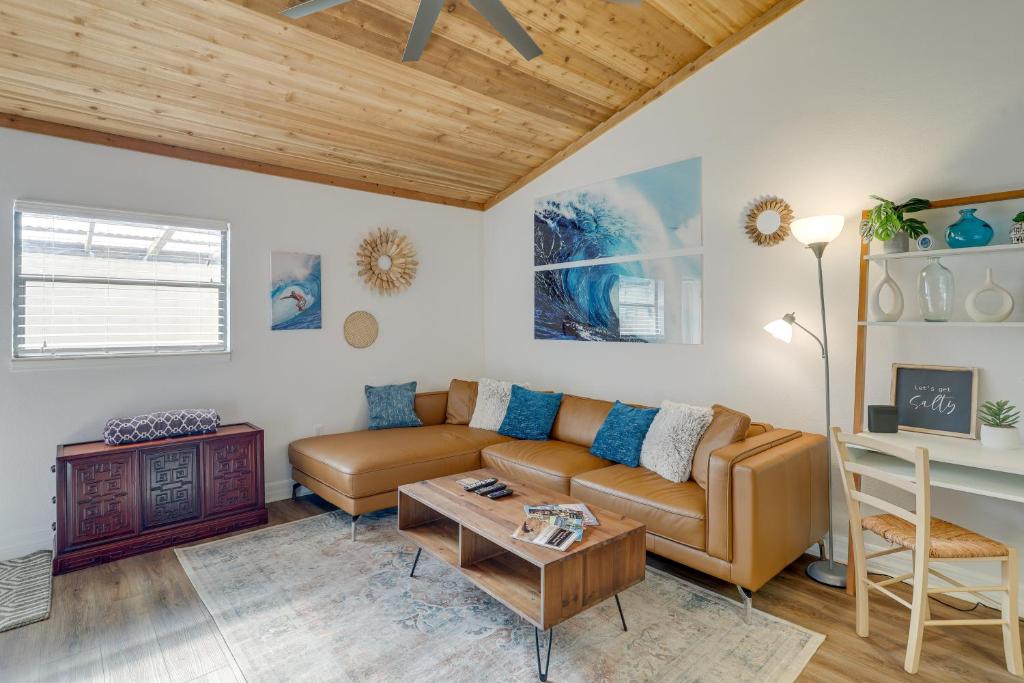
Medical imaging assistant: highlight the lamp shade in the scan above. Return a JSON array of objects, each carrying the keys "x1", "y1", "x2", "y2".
[
  {"x1": 763, "y1": 318, "x2": 794, "y2": 343},
  {"x1": 791, "y1": 214, "x2": 844, "y2": 246}
]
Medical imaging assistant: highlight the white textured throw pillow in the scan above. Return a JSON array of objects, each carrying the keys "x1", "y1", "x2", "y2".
[
  {"x1": 468, "y1": 378, "x2": 517, "y2": 431},
  {"x1": 640, "y1": 400, "x2": 714, "y2": 483}
]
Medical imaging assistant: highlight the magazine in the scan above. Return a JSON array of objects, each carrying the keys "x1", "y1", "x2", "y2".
[
  {"x1": 512, "y1": 518, "x2": 576, "y2": 551},
  {"x1": 524, "y1": 503, "x2": 599, "y2": 526}
]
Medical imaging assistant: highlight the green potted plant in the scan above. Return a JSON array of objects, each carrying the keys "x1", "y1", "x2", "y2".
[
  {"x1": 860, "y1": 196, "x2": 931, "y2": 253},
  {"x1": 1012, "y1": 211, "x2": 1024, "y2": 245},
  {"x1": 979, "y1": 400, "x2": 1020, "y2": 449}
]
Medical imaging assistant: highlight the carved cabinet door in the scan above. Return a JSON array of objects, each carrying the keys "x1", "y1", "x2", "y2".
[
  {"x1": 63, "y1": 452, "x2": 138, "y2": 549},
  {"x1": 203, "y1": 435, "x2": 260, "y2": 516},
  {"x1": 141, "y1": 444, "x2": 201, "y2": 530}
]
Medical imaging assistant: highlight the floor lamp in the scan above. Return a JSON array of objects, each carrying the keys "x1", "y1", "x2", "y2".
[{"x1": 763, "y1": 214, "x2": 848, "y2": 588}]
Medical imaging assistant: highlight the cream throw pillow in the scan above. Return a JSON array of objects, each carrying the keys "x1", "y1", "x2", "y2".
[
  {"x1": 640, "y1": 400, "x2": 714, "y2": 483},
  {"x1": 468, "y1": 378, "x2": 520, "y2": 431}
]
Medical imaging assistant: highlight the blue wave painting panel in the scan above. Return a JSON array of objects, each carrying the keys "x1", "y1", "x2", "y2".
[
  {"x1": 534, "y1": 255, "x2": 701, "y2": 344},
  {"x1": 271, "y1": 252, "x2": 322, "y2": 331},
  {"x1": 534, "y1": 157, "x2": 701, "y2": 266}
]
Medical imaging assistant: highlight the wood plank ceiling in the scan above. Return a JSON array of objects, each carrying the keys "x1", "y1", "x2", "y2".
[{"x1": 0, "y1": 0, "x2": 800, "y2": 209}]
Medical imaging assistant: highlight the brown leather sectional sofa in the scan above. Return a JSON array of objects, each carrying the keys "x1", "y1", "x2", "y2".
[{"x1": 289, "y1": 379, "x2": 828, "y2": 595}]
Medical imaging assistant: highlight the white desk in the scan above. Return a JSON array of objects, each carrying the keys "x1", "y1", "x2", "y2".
[{"x1": 849, "y1": 431, "x2": 1024, "y2": 504}]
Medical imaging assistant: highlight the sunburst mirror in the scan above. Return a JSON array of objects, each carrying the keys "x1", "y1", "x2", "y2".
[
  {"x1": 356, "y1": 227, "x2": 418, "y2": 295},
  {"x1": 745, "y1": 197, "x2": 794, "y2": 247}
]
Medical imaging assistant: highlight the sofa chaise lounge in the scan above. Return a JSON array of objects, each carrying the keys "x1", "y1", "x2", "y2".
[{"x1": 288, "y1": 380, "x2": 828, "y2": 604}]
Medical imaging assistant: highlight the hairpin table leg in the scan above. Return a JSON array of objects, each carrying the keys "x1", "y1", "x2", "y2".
[
  {"x1": 614, "y1": 594, "x2": 628, "y2": 632},
  {"x1": 409, "y1": 548, "x2": 422, "y2": 577},
  {"x1": 534, "y1": 627, "x2": 553, "y2": 682}
]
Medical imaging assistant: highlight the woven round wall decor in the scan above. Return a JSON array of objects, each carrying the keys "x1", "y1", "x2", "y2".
[
  {"x1": 356, "y1": 227, "x2": 418, "y2": 295},
  {"x1": 343, "y1": 311, "x2": 379, "y2": 348},
  {"x1": 745, "y1": 197, "x2": 794, "y2": 247}
]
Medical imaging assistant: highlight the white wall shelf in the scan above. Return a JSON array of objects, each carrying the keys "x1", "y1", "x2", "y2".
[
  {"x1": 858, "y1": 321, "x2": 1024, "y2": 328},
  {"x1": 864, "y1": 242, "x2": 1024, "y2": 262}
]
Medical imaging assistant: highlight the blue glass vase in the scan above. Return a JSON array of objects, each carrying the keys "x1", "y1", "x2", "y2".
[{"x1": 945, "y1": 208, "x2": 993, "y2": 249}]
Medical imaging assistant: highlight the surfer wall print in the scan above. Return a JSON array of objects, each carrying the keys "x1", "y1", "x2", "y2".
[
  {"x1": 271, "y1": 251, "x2": 322, "y2": 331},
  {"x1": 533, "y1": 157, "x2": 703, "y2": 344}
]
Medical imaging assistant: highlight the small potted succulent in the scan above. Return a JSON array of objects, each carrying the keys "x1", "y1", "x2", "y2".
[
  {"x1": 978, "y1": 400, "x2": 1020, "y2": 449},
  {"x1": 861, "y1": 196, "x2": 931, "y2": 253},
  {"x1": 1012, "y1": 211, "x2": 1024, "y2": 245}
]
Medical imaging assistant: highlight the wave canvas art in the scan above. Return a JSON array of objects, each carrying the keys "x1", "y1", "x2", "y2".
[
  {"x1": 271, "y1": 252, "x2": 322, "y2": 331},
  {"x1": 534, "y1": 157, "x2": 701, "y2": 267},
  {"x1": 533, "y1": 158, "x2": 702, "y2": 344}
]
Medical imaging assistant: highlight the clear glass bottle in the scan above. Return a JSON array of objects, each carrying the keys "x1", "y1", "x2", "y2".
[{"x1": 918, "y1": 257, "x2": 954, "y2": 322}]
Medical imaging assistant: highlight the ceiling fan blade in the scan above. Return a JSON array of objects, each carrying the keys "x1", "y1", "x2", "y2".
[
  {"x1": 402, "y1": 0, "x2": 445, "y2": 62},
  {"x1": 606, "y1": 0, "x2": 643, "y2": 4},
  {"x1": 467, "y1": 0, "x2": 542, "y2": 60},
  {"x1": 281, "y1": 0, "x2": 351, "y2": 19}
]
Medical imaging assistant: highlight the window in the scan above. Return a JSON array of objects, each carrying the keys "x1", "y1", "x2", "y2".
[
  {"x1": 13, "y1": 202, "x2": 229, "y2": 360},
  {"x1": 617, "y1": 275, "x2": 664, "y2": 339}
]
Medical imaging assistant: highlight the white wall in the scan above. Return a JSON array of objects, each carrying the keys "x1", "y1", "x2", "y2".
[
  {"x1": 0, "y1": 129, "x2": 485, "y2": 560},
  {"x1": 482, "y1": 0, "x2": 1024, "y2": 603}
]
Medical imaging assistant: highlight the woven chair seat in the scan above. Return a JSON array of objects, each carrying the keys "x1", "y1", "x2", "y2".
[{"x1": 862, "y1": 514, "x2": 1009, "y2": 559}]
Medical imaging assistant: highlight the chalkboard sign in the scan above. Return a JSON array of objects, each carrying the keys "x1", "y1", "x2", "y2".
[{"x1": 890, "y1": 364, "x2": 979, "y2": 439}]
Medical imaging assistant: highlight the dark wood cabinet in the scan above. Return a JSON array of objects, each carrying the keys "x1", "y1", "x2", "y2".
[{"x1": 55, "y1": 424, "x2": 267, "y2": 574}]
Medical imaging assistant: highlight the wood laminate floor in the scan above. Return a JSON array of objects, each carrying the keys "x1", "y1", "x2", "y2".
[{"x1": 1, "y1": 495, "x2": 1018, "y2": 682}]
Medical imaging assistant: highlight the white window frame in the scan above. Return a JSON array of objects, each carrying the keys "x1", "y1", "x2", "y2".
[{"x1": 11, "y1": 200, "x2": 231, "y2": 362}]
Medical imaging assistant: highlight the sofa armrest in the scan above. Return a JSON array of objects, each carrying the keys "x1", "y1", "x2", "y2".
[
  {"x1": 705, "y1": 429, "x2": 802, "y2": 561},
  {"x1": 728, "y1": 433, "x2": 829, "y2": 591}
]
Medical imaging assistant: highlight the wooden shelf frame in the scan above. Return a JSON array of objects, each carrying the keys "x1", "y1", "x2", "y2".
[
  {"x1": 848, "y1": 187, "x2": 1024, "y2": 596},
  {"x1": 853, "y1": 187, "x2": 1024, "y2": 433}
]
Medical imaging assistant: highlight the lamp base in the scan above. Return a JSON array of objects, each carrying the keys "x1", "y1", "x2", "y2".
[{"x1": 806, "y1": 559, "x2": 848, "y2": 588}]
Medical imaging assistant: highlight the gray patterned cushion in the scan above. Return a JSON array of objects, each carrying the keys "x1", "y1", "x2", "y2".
[{"x1": 103, "y1": 409, "x2": 221, "y2": 445}]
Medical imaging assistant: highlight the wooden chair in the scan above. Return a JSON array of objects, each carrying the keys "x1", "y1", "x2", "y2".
[{"x1": 832, "y1": 428, "x2": 1023, "y2": 676}]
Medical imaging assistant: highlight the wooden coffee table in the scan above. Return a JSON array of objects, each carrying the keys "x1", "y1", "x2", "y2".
[{"x1": 397, "y1": 469, "x2": 646, "y2": 681}]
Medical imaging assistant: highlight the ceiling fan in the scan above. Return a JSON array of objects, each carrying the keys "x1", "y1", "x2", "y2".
[{"x1": 281, "y1": 0, "x2": 640, "y2": 63}]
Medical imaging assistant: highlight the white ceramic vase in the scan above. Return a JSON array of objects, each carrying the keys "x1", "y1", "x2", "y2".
[
  {"x1": 980, "y1": 424, "x2": 1020, "y2": 449},
  {"x1": 869, "y1": 261, "x2": 904, "y2": 322},
  {"x1": 966, "y1": 268, "x2": 1014, "y2": 323}
]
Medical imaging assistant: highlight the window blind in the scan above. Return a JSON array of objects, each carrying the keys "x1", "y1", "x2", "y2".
[{"x1": 13, "y1": 202, "x2": 229, "y2": 359}]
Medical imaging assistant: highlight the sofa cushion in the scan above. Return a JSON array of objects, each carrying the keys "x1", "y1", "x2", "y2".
[
  {"x1": 590, "y1": 401, "x2": 659, "y2": 467},
  {"x1": 366, "y1": 382, "x2": 422, "y2": 430},
  {"x1": 469, "y1": 378, "x2": 517, "y2": 431},
  {"x1": 481, "y1": 440, "x2": 612, "y2": 494},
  {"x1": 570, "y1": 465, "x2": 707, "y2": 551},
  {"x1": 550, "y1": 394, "x2": 615, "y2": 447},
  {"x1": 498, "y1": 385, "x2": 563, "y2": 440},
  {"x1": 289, "y1": 424, "x2": 511, "y2": 498},
  {"x1": 445, "y1": 379, "x2": 478, "y2": 425},
  {"x1": 690, "y1": 404, "x2": 752, "y2": 489},
  {"x1": 415, "y1": 391, "x2": 448, "y2": 426},
  {"x1": 640, "y1": 401, "x2": 714, "y2": 483}
]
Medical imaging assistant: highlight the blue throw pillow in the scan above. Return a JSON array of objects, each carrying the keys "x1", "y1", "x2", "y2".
[
  {"x1": 498, "y1": 385, "x2": 563, "y2": 440},
  {"x1": 590, "y1": 401, "x2": 660, "y2": 467},
  {"x1": 365, "y1": 381, "x2": 423, "y2": 430}
]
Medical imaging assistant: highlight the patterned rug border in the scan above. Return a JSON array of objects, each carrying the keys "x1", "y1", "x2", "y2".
[
  {"x1": 176, "y1": 510, "x2": 825, "y2": 682},
  {"x1": 0, "y1": 549, "x2": 53, "y2": 634}
]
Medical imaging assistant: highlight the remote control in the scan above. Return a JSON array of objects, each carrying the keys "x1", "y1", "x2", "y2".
[
  {"x1": 475, "y1": 482, "x2": 507, "y2": 496},
  {"x1": 465, "y1": 478, "x2": 497, "y2": 492},
  {"x1": 487, "y1": 488, "x2": 513, "y2": 499}
]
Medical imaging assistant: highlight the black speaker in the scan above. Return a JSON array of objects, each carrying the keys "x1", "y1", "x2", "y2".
[{"x1": 867, "y1": 405, "x2": 898, "y2": 433}]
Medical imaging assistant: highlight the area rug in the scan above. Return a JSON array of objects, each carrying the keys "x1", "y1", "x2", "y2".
[
  {"x1": 177, "y1": 511, "x2": 823, "y2": 682},
  {"x1": 0, "y1": 550, "x2": 53, "y2": 633}
]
